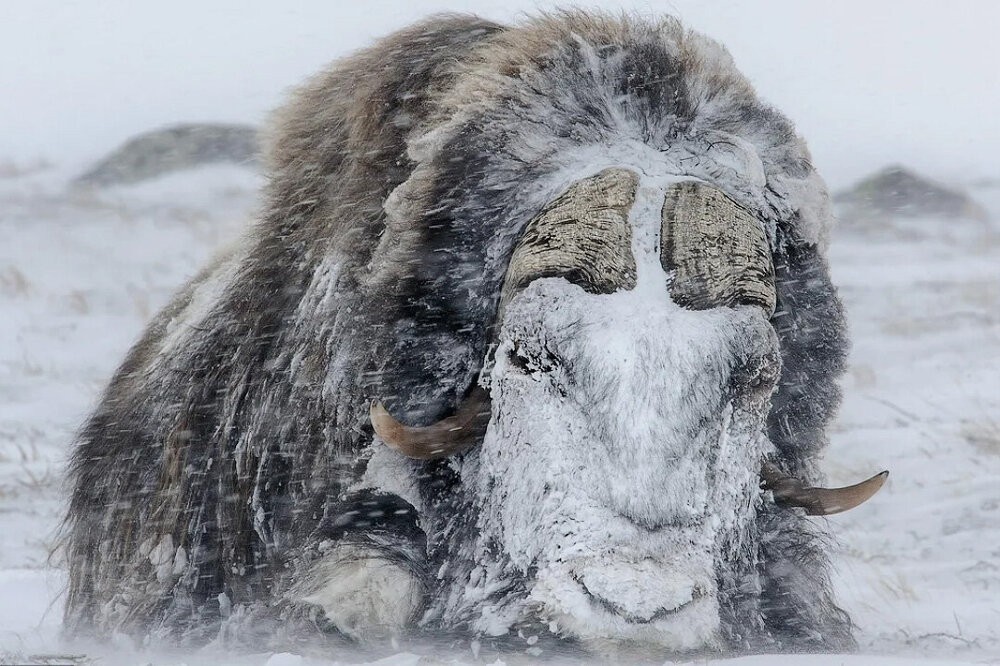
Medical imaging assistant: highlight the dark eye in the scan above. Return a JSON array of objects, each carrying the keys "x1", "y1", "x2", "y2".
[
  {"x1": 729, "y1": 351, "x2": 781, "y2": 404},
  {"x1": 506, "y1": 340, "x2": 559, "y2": 375}
]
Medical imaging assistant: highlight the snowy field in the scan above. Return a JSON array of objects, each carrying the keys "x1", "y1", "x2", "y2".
[{"x1": 0, "y1": 161, "x2": 998, "y2": 666}]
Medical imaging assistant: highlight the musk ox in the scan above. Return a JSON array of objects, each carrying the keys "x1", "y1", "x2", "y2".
[{"x1": 64, "y1": 11, "x2": 887, "y2": 657}]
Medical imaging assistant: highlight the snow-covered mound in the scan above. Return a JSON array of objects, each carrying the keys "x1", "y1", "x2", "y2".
[
  {"x1": 834, "y1": 166, "x2": 991, "y2": 239},
  {"x1": 73, "y1": 123, "x2": 259, "y2": 187},
  {"x1": 0, "y1": 159, "x2": 997, "y2": 664}
]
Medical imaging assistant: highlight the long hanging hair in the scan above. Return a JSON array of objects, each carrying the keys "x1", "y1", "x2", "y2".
[{"x1": 63, "y1": 10, "x2": 852, "y2": 653}]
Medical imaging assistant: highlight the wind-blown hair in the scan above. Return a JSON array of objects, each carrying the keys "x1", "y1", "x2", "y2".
[{"x1": 65, "y1": 11, "x2": 852, "y2": 654}]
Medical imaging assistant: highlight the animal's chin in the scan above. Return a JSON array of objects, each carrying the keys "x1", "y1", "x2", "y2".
[
  {"x1": 527, "y1": 557, "x2": 721, "y2": 653},
  {"x1": 575, "y1": 573, "x2": 708, "y2": 624}
]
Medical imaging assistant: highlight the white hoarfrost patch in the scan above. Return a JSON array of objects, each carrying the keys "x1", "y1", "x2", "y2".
[
  {"x1": 354, "y1": 446, "x2": 426, "y2": 516},
  {"x1": 292, "y1": 544, "x2": 423, "y2": 642},
  {"x1": 153, "y1": 240, "x2": 248, "y2": 365},
  {"x1": 144, "y1": 534, "x2": 177, "y2": 584}
]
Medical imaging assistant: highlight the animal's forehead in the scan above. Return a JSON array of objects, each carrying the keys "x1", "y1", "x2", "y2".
[
  {"x1": 535, "y1": 141, "x2": 774, "y2": 239},
  {"x1": 406, "y1": 12, "x2": 832, "y2": 246},
  {"x1": 497, "y1": 167, "x2": 779, "y2": 381}
]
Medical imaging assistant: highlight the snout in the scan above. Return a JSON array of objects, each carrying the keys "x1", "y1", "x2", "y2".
[
  {"x1": 530, "y1": 555, "x2": 721, "y2": 652},
  {"x1": 572, "y1": 559, "x2": 709, "y2": 624}
]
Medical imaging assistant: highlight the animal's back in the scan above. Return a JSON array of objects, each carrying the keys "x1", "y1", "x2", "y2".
[{"x1": 63, "y1": 15, "x2": 502, "y2": 643}]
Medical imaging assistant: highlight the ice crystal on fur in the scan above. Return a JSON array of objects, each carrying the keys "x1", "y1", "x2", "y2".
[{"x1": 64, "y1": 10, "x2": 852, "y2": 656}]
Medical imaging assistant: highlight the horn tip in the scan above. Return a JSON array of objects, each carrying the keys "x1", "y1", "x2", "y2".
[{"x1": 369, "y1": 399, "x2": 395, "y2": 438}]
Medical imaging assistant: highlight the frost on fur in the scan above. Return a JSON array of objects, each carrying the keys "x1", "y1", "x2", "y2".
[
  {"x1": 64, "y1": 10, "x2": 854, "y2": 657},
  {"x1": 291, "y1": 544, "x2": 424, "y2": 642}
]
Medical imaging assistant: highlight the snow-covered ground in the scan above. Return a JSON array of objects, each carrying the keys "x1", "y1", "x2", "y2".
[
  {"x1": 0, "y1": 165, "x2": 260, "y2": 664},
  {"x1": 828, "y1": 189, "x2": 1000, "y2": 661},
  {"x1": 0, "y1": 161, "x2": 997, "y2": 665}
]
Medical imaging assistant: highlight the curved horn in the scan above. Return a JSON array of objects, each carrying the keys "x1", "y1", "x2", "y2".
[
  {"x1": 373, "y1": 170, "x2": 637, "y2": 461},
  {"x1": 761, "y1": 462, "x2": 888, "y2": 516},
  {"x1": 499, "y1": 168, "x2": 639, "y2": 318},
  {"x1": 370, "y1": 386, "x2": 492, "y2": 460},
  {"x1": 661, "y1": 181, "x2": 776, "y2": 315}
]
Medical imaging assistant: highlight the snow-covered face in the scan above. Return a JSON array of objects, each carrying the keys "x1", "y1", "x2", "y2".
[{"x1": 467, "y1": 171, "x2": 781, "y2": 652}]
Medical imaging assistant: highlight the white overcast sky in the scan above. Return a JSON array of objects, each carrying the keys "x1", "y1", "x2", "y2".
[{"x1": 2, "y1": 0, "x2": 998, "y2": 188}]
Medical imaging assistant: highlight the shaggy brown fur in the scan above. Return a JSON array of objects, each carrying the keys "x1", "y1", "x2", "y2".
[{"x1": 65, "y1": 11, "x2": 852, "y2": 655}]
